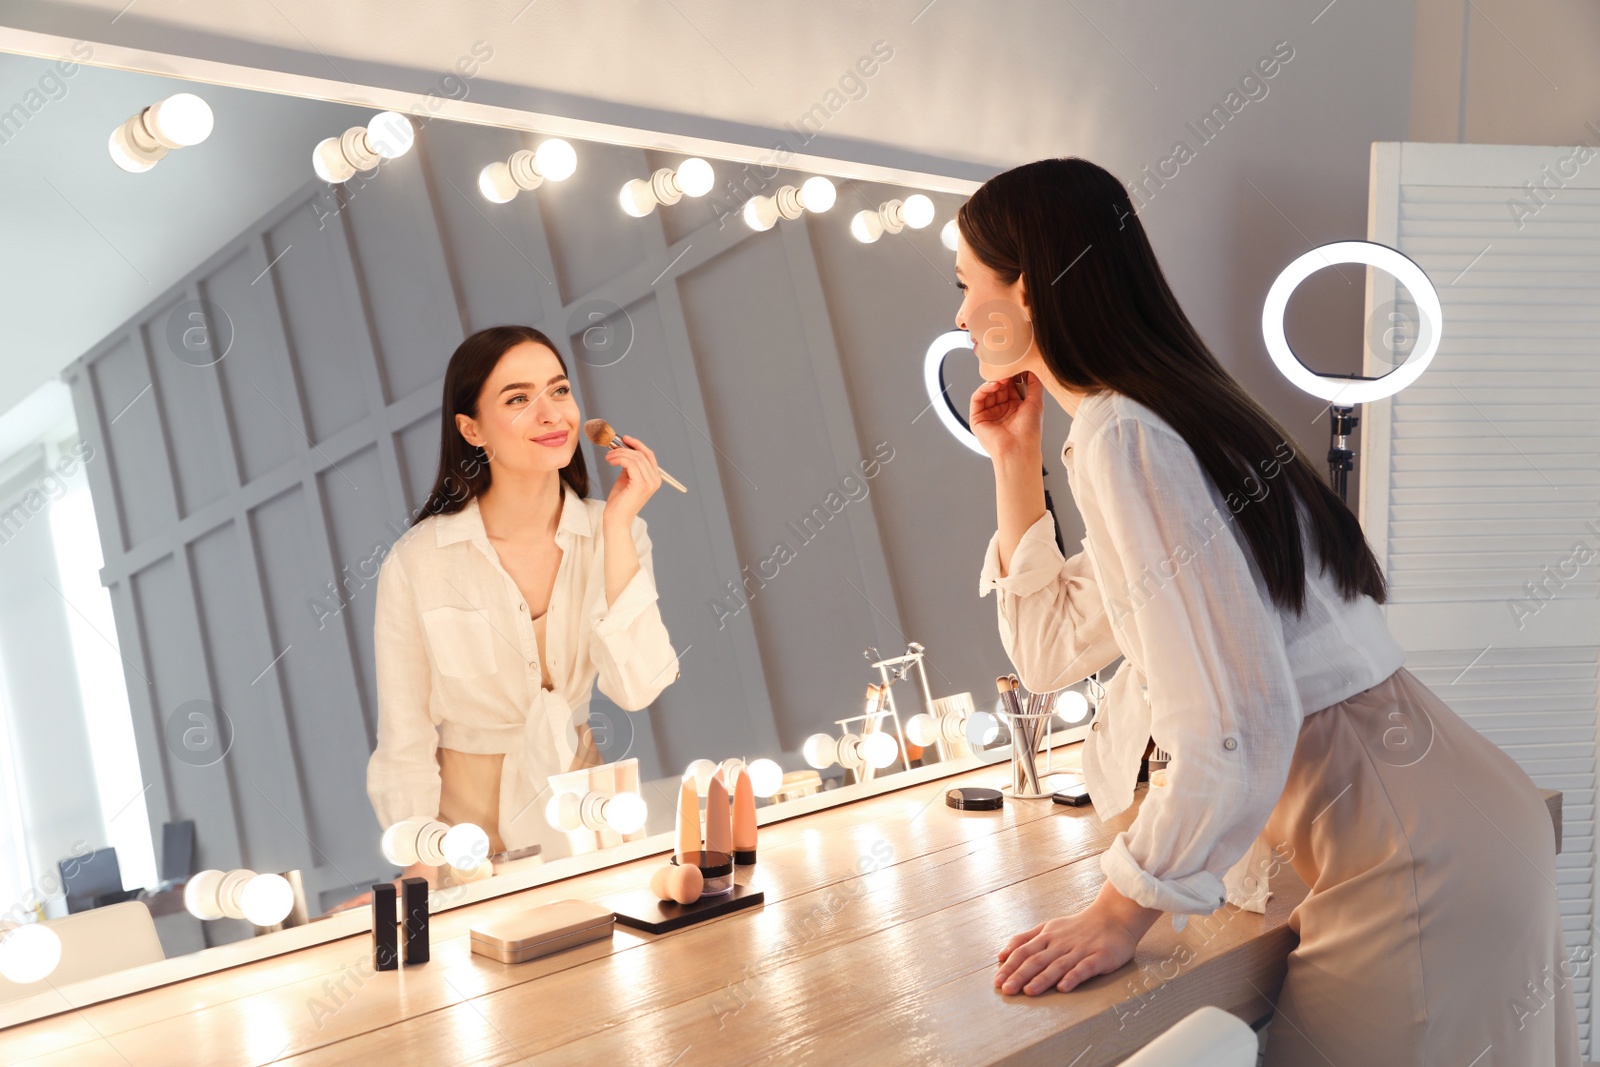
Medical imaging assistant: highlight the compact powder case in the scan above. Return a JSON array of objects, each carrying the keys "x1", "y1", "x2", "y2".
[
  {"x1": 468, "y1": 899, "x2": 615, "y2": 965},
  {"x1": 946, "y1": 786, "x2": 1005, "y2": 811},
  {"x1": 672, "y1": 849, "x2": 735, "y2": 896}
]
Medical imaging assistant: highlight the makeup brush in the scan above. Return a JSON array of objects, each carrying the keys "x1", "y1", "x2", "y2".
[{"x1": 583, "y1": 419, "x2": 688, "y2": 493}]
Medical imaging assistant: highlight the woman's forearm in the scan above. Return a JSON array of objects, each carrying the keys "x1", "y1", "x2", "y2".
[
  {"x1": 602, "y1": 516, "x2": 642, "y2": 608},
  {"x1": 994, "y1": 455, "x2": 1047, "y2": 577}
]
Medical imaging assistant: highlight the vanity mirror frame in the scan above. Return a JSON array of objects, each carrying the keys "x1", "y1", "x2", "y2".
[{"x1": 0, "y1": 24, "x2": 1079, "y2": 1027}]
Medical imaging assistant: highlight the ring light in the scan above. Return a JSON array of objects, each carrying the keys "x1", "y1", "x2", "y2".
[
  {"x1": 923, "y1": 330, "x2": 988, "y2": 457},
  {"x1": 1262, "y1": 241, "x2": 1441, "y2": 404}
]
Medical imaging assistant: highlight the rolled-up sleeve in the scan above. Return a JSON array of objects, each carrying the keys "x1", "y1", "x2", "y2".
[
  {"x1": 589, "y1": 515, "x2": 679, "y2": 711},
  {"x1": 366, "y1": 550, "x2": 442, "y2": 832},
  {"x1": 979, "y1": 510, "x2": 1122, "y2": 693},
  {"x1": 1083, "y1": 419, "x2": 1302, "y2": 916}
]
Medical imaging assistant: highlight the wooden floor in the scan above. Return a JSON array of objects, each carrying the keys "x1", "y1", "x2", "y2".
[{"x1": 0, "y1": 752, "x2": 1312, "y2": 1066}]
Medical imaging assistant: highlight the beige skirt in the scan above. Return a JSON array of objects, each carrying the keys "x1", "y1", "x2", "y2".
[{"x1": 1260, "y1": 665, "x2": 1581, "y2": 1065}]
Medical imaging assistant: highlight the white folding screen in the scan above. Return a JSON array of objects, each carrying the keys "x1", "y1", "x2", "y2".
[{"x1": 1363, "y1": 141, "x2": 1600, "y2": 1051}]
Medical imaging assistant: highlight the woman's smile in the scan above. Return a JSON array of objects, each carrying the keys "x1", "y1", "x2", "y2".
[{"x1": 533, "y1": 428, "x2": 570, "y2": 447}]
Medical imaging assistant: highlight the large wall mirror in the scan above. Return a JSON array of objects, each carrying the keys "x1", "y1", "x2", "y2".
[{"x1": 0, "y1": 32, "x2": 1098, "y2": 1023}]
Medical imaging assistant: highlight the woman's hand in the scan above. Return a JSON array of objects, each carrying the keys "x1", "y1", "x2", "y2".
[
  {"x1": 995, "y1": 881, "x2": 1161, "y2": 995},
  {"x1": 970, "y1": 370, "x2": 1043, "y2": 464},
  {"x1": 602, "y1": 434, "x2": 663, "y2": 526}
]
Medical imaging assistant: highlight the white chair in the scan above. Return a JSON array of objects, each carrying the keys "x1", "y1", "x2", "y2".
[
  {"x1": 1120, "y1": 1005, "x2": 1259, "y2": 1067},
  {"x1": 0, "y1": 900, "x2": 166, "y2": 1004}
]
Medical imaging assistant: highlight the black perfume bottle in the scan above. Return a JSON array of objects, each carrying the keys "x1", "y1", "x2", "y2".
[
  {"x1": 400, "y1": 876, "x2": 430, "y2": 965},
  {"x1": 372, "y1": 882, "x2": 398, "y2": 971}
]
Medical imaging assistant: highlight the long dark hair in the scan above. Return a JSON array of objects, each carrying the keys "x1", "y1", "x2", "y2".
[
  {"x1": 958, "y1": 157, "x2": 1386, "y2": 614},
  {"x1": 412, "y1": 324, "x2": 589, "y2": 526}
]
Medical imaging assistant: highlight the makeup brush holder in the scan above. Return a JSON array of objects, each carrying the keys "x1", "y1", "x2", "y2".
[{"x1": 999, "y1": 709, "x2": 1056, "y2": 799}]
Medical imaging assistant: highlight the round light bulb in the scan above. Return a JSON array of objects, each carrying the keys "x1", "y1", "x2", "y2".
[
  {"x1": 620, "y1": 178, "x2": 657, "y2": 217},
  {"x1": 0, "y1": 924, "x2": 61, "y2": 985},
  {"x1": 546, "y1": 791, "x2": 583, "y2": 832},
  {"x1": 442, "y1": 822, "x2": 491, "y2": 869},
  {"x1": 380, "y1": 818, "x2": 424, "y2": 866},
  {"x1": 941, "y1": 218, "x2": 959, "y2": 252},
  {"x1": 746, "y1": 758, "x2": 783, "y2": 798},
  {"x1": 683, "y1": 759, "x2": 718, "y2": 795},
  {"x1": 366, "y1": 111, "x2": 415, "y2": 159},
  {"x1": 799, "y1": 176, "x2": 837, "y2": 213},
  {"x1": 902, "y1": 193, "x2": 935, "y2": 229},
  {"x1": 905, "y1": 713, "x2": 939, "y2": 747},
  {"x1": 802, "y1": 733, "x2": 838, "y2": 770},
  {"x1": 743, "y1": 195, "x2": 779, "y2": 231},
  {"x1": 605, "y1": 792, "x2": 649, "y2": 835},
  {"x1": 535, "y1": 138, "x2": 577, "y2": 181},
  {"x1": 240, "y1": 873, "x2": 294, "y2": 927},
  {"x1": 850, "y1": 210, "x2": 884, "y2": 244},
  {"x1": 108, "y1": 124, "x2": 159, "y2": 173},
  {"x1": 149, "y1": 93, "x2": 214, "y2": 147},
  {"x1": 312, "y1": 136, "x2": 356, "y2": 184},
  {"x1": 183, "y1": 869, "x2": 228, "y2": 920},
  {"x1": 1057, "y1": 690, "x2": 1090, "y2": 724},
  {"x1": 479, "y1": 161, "x2": 517, "y2": 203},
  {"x1": 966, "y1": 710, "x2": 1000, "y2": 747},
  {"x1": 862, "y1": 731, "x2": 899, "y2": 769},
  {"x1": 676, "y1": 157, "x2": 715, "y2": 197}
]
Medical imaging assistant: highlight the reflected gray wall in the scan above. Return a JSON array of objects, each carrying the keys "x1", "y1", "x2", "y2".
[{"x1": 60, "y1": 117, "x2": 991, "y2": 929}]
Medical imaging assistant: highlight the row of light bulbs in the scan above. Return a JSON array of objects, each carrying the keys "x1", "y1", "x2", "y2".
[{"x1": 108, "y1": 96, "x2": 961, "y2": 250}]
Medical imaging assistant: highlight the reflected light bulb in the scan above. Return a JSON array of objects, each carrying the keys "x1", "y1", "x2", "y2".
[
  {"x1": 743, "y1": 195, "x2": 779, "y2": 231},
  {"x1": 442, "y1": 822, "x2": 491, "y2": 868},
  {"x1": 380, "y1": 818, "x2": 426, "y2": 866},
  {"x1": 479, "y1": 161, "x2": 517, "y2": 203},
  {"x1": 941, "y1": 218, "x2": 959, "y2": 252},
  {"x1": 746, "y1": 758, "x2": 783, "y2": 798},
  {"x1": 862, "y1": 731, "x2": 899, "y2": 769},
  {"x1": 535, "y1": 138, "x2": 577, "y2": 181},
  {"x1": 850, "y1": 210, "x2": 884, "y2": 244},
  {"x1": 800, "y1": 176, "x2": 837, "y2": 212},
  {"x1": 676, "y1": 157, "x2": 715, "y2": 197},
  {"x1": 366, "y1": 111, "x2": 415, "y2": 159},
  {"x1": 0, "y1": 924, "x2": 61, "y2": 985},
  {"x1": 149, "y1": 93, "x2": 214, "y2": 147},
  {"x1": 240, "y1": 873, "x2": 294, "y2": 926},
  {"x1": 546, "y1": 792, "x2": 582, "y2": 832},
  {"x1": 966, "y1": 710, "x2": 1000, "y2": 747},
  {"x1": 684, "y1": 759, "x2": 719, "y2": 795},
  {"x1": 108, "y1": 125, "x2": 158, "y2": 174},
  {"x1": 905, "y1": 713, "x2": 939, "y2": 747},
  {"x1": 1057, "y1": 690, "x2": 1090, "y2": 724},
  {"x1": 902, "y1": 193, "x2": 935, "y2": 229},
  {"x1": 312, "y1": 136, "x2": 356, "y2": 184},
  {"x1": 606, "y1": 792, "x2": 649, "y2": 835},
  {"x1": 802, "y1": 733, "x2": 838, "y2": 770},
  {"x1": 620, "y1": 178, "x2": 657, "y2": 217},
  {"x1": 183, "y1": 869, "x2": 227, "y2": 921}
]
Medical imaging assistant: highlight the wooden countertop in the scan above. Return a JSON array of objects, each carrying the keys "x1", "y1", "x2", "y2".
[{"x1": 0, "y1": 757, "x2": 1564, "y2": 1066}]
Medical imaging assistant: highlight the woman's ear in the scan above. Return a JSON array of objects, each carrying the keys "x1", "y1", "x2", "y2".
[
  {"x1": 1016, "y1": 275, "x2": 1030, "y2": 323},
  {"x1": 455, "y1": 412, "x2": 483, "y2": 448}
]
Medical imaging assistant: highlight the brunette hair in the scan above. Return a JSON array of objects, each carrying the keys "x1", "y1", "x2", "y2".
[
  {"x1": 412, "y1": 325, "x2": 588, "y2": 526},
  {"x1": 957, "y1": 157, "x2": 1386, "y2": 613}
]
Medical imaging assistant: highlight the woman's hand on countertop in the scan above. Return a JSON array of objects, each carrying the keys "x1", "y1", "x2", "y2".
[
  {"x1": 995, "y1": 879, "x2": 1162, "y2": 995},
  {"x1": 602, "y1": 434, "x2": 662, "y2": 526}
]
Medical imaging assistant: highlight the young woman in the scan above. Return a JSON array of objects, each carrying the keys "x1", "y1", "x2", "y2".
[
  {"x1": 366, "y1": 325, "x2": 680, "y2": 882},
  {"x1": 970, "y1": 159, "x2": 1578, "y2": 1064}
]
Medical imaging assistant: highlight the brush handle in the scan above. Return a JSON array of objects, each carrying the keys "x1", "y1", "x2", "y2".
[{"x1": 607, "y1": 439, "x2": 688, "y2": 493}]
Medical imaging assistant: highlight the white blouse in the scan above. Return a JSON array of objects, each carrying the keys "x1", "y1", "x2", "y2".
[
  {"x1": 979, "y1": 390, "x2": 1404, "y2": 921},
  {"x1": 366, "y1": 489, "x2": 679, "y2": 857}
]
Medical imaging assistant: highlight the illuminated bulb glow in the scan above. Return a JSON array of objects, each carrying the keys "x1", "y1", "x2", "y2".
[
  {"x1": 966, "y1": 710, "x2": 1000, "y2": 747},
  {"x1": 1058, "y1": 690, "x2": 1091, "y2": 724},
  {"x1": 312, "y1": 136, "x2": 356, "y2": 183},
  {"x1": 184, "y1": 870, "x2": 227, "y2": 920},
  {"x1": 442, "y1": 823, "x2": 491, "y2": 869},
  {"x1": 800, "y1": 176, "x2": 837, "y2": 212},
  {"x1": 1262, "y1": 241, "x2": 1441, "y2": 404},
  {"x1": 862, "y1": 731, "x2": 899, "y2": 769},
  {"x1": 0, "y1": 923, "x2": 62, "y2": 985},
  {"x1": 620, "y1": 178, "x2": 657, "y2": 217},
  {"x1": 240, "y1": 873, "x2": 294, "y2": 926},
  {"x1": 906, "y1": 713, "x2": 938, "y2": 747},
  {"x1": 746, "y1": 758, "x2": 783, "y2": 798},
  {"x1": 684, "y1": 759, "x2": 719, "y2": 796},
  {"x1": 605, "y1": 791, "x2": 649, "y2": 835},
  {"x1": 676, "y1": 157, "x2": 715, "y2": 197},
  {"x1": 365, "y1": 111, "x2": 415, "y2": 159},
  {"x1": 534, "y1": 138, "x2": 577, "y2": 181},
  {"x1": 743, "y1": 195, "x2": 779, "y2": 231},
  {"x1": 902, "y1": 193, "x2": 935, "y2": 229},
  {"x1": 479, "y1": 161, "x2": 517, "y2": 203},
  {"x1": 148, "y1": 93, "x2": 214, "y2": 147},
  {"x1": 546, "y1": 792, "x2": 583, "y2": 832}
]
